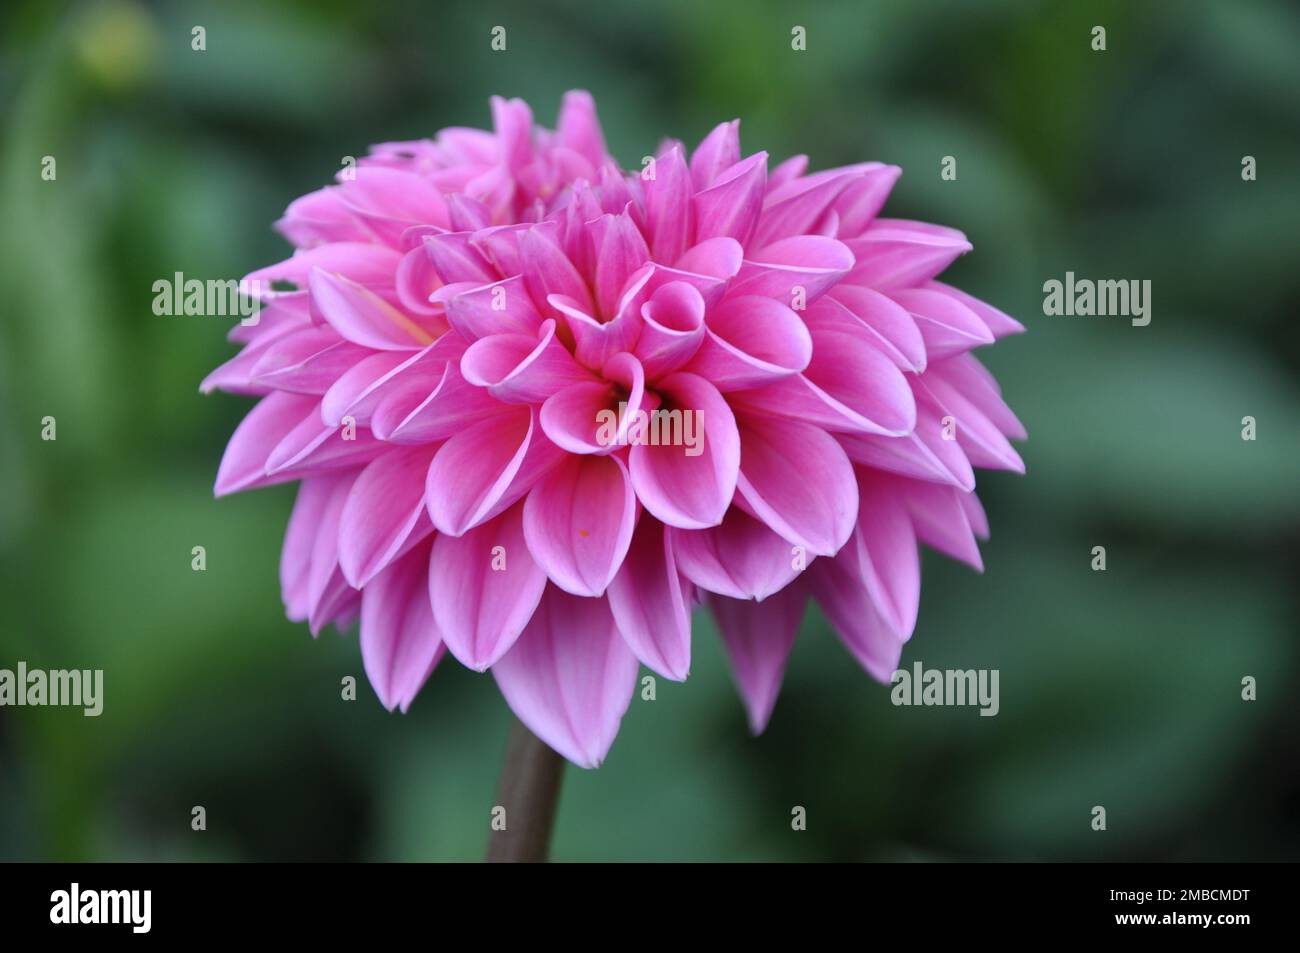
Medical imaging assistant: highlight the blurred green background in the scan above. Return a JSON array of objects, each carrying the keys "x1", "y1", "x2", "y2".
[{"x1": 1, "y1": 0, "x2": 1297, "y2": 861}]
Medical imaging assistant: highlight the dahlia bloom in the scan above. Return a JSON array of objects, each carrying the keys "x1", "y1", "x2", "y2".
[{"x1": 207, "y1": 91, "x2": 1025, "y2": 768}]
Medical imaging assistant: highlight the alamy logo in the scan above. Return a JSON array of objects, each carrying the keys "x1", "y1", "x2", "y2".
[
  {"x1": 594, "y1": 403, "x2": 704, "y2": 456},
  {"x1": 0, "y1": 662, "x2": 103, "y2": 716},
  {"x1": 890, "y1": 662, "x2": 1000, "y2": 716},
  {"x1": 50, "y1": 883, "x2": 151, "y2": 934},
  {"x1": 152, "y1": 272, "x2": 262, "y2": 325},
  {"x1": 1042, "y1": 271, "x2": 1151, "y2": 326}
]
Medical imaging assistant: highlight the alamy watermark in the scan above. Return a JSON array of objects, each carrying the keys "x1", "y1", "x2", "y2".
[
  {"x1": 594, "y1": 403, "x2": 704, "y2": 457},
  {"x1": 891, "y1": 662, "x2": 999, "y2": 716},
  {"x1": 1042, "y1": 272, "x2": 1150, "y2": 327},
  {"x1": 0, "y1": 662, "x2": 103, "y2": 716},
  {"x1": 152, "y1": 272, "x2": 262, "y2": 325}
]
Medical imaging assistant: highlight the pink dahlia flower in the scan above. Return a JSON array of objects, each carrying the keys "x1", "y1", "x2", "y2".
[{"x1": 207, "y1": 91, "x2": 1025, "y2": 768}]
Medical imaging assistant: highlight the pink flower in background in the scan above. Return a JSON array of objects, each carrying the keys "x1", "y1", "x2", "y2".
[{"x1": 206, "y1": 91, "x2": 1025, "y2": 768}]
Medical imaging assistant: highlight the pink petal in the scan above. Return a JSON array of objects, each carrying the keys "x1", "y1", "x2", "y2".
[
  {"x1": 281, "y1": 475, "x2": 347, "y2": 622},
  {"x1": 360, "y1": 540, "x2": 445, "y2": 712},
  {"x1": 642, "y1": 145, "x2": 694, "y2": 266},
  {"x1": 808, "y1": 546, "x2": 902, "y2": 683},
  {"x1": 556, "y1": 89, "x2": 608, "y2": 171},
  {"x1": 734, "y1": 412, "x2": 858, "y2": 556},
  {"x1": 214, "y1": 392, "x2": 319, "y2": 496},
  {"x1": 693, "y1": 151, "x2": 768, "y2": 246},
  {"x1": 371, "y1": 362, "x2": 507, "y2": 444},
  {"x1": 243, "y1": 243, "x2": 401, "y2": 298},
  {"x1": 913, "y1": 372, "x2": 1026, "y2": 473},
  {"x1": 491, "y1": 587, "x2": 640, "y2": 768},
  {"x1": 430, "y1": 503, "x2": 546, "y2": 670},
  {"x1": 636, "y1": 280, "x2": 706, "y2": 381},
  {"x1": 683, "y1": 295, "x2": 812, "y2": 392},
  {"x1": 607, "y1": 518, "x2": 693, "y2": 681},
  {"x1": 752, "y1": 167, "x2": 861, "y2": 248},
  {"x1": 837, "y1": 399, "x2": 976, "y2": 492},
  {"x1": 671, "y1": 506, "x2": 804, "y2": 600},
  {"x1": 523, "y1": 454, "x2": 637, "y2": 597},
  {"x1": 889, "y1": 288, "x2": 994, "y2": 360},
  {"x1": 589, "y1": 209, "x2": 651, "y2": 319},
  {"x1": 338, "y1": 444, "x2": 439, "y2": 588},
  {"x1": 338, "y1": 167, "x2": 449, "y2": 246},
  {"x1": 709, "y1": 584, "x2": 806, "y2": 733},
  {"x1": 440, "y1": 275, "x2": 544, "y2": 339},
  {"x1": 520, "y1": 222, "x2": 594, "y2": 319},
  {"x1": 728, "y1": 320, "x2": 915, "y2": 436},
  {"x1": 853, "y1": 472, "x2": 921, "y2": 639},
  {"x1": 895, "y1": 478, "x2": 984, "y2": 571},
  {"x1": 309, "y1": 268, "x2": 432, "y2": 350},
  {"x1": 729, "y1": 235, "x2": 856, "y2": 303},
  {"x1": 844, "y1": 219, "x2": 972, "y2": 290},
  {"x1": 926, "y1": 281, "x2": 1026, "y2": 339},
  {"x1": 831, "y1": 164, "x2": 902, "y2": 237},
  {"x1": 460, "y1": 319, "x2": 594, "y2": 404},
  {"x1": 425, "y1": 407, "x2": 564, "y2": 536},
  {"x1": 823, "y1": 284, "x2": 927, "y2": 373},
  {"x1": 690, "y1": 119, "x2": 741, "y2": 191},
  {"x1": 422, "y1": 231, "x2": 497, "y2": 285}
]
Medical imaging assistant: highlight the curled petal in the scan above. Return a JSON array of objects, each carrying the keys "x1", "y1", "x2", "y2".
[{"x1": 636, "y1": 280, "x2": 706, "y2": 381}]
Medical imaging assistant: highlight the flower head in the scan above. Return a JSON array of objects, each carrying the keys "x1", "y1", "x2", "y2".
[{"x1": 207, "y1": 91, "x2": 1025, "y2": 767}]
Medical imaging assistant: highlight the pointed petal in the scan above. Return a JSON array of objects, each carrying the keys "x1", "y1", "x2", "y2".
[
  {"x1": 643, "y1": 145, "x2": 694, "y2": 265},
  {"x1": 729, "y1": 235, "x2": 855, "y2": 303},
  {"x1": 808, "y1": 546, "x2": 902, "y2": 682},
  {"x1": 823, "y1": 284, "x2": 927, "y2": 372},
  {"x1": 214, "y1": 392, "x2": 319, "y2": 496},
  {"x1": 430, "y1": 503, "x2": 546, "y2": 670},
  {"x1": 607, "y1": 518, "x2": 693, "y2": 681},
  {"x1": 889, "y1": 288, "x2": 994, "y2": 360},
  {"x1": 690, "y1": 120, "x2": 741, "y2": 191},
  {"x1": 845, "y1": 219, "x2": 972, "y2": 289},
  {"x1": 492, "y1": 587, "x2": 640, "y2": 768},
  {"x1": 693, "y1": 152, "x2": 768, "y2": 246},
  {"x1": 360, "y1": 540, "x2": 444, "y2": 712},
  {"x1": 854, "y1": 473, "x2": 921, "y2": 639},
  {"x1": 710, "y1": 585, "x2": 806, "y2": 733}
]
